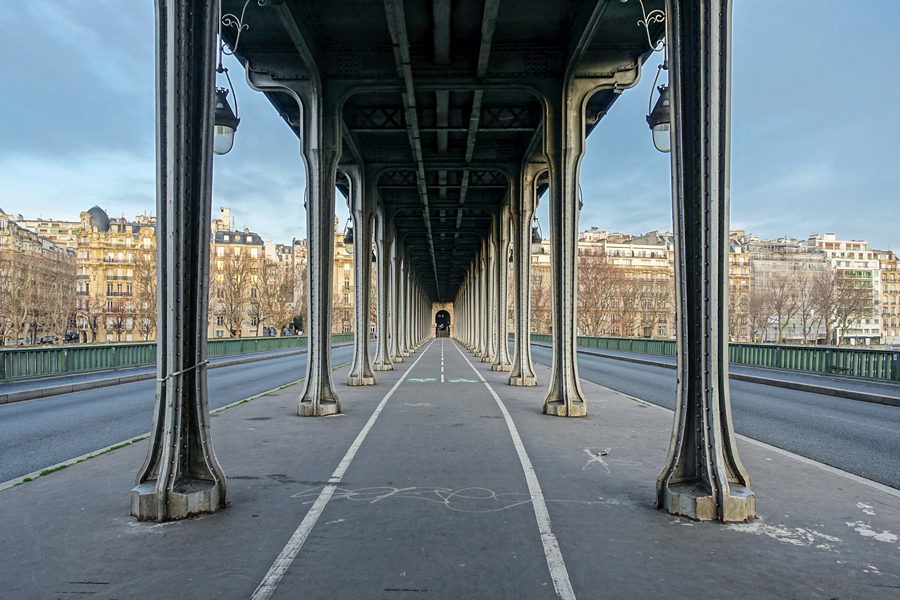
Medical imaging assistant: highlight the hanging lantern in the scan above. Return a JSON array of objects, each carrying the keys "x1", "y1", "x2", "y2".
[
  {"x1": 343, "y1": 223, "x2": 354, "y2": 255},
  {"x1": 213, "y1": 88, "x2": 240, "y2": 155},
  {"x1": 646, "y1": 84, "x2": 671, "y2": 153},
  {"x1": 531, "y1": 217, "x2": 543, "y2": 254}
]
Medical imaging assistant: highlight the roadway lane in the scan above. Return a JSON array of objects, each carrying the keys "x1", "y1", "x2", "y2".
[
  {"x1": 529, "y1": 343, "x2": 900, "y2": 490},
  {"x1": 0, "y1": 344, "x2": 361, "y2": 484}
]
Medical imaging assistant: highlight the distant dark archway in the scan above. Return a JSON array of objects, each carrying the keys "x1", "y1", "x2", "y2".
[{"x1": 435, "y1": 310, "x2": 451, "y2": 337}]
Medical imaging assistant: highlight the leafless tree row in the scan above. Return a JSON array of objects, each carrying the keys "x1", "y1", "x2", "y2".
[
  {"x1": 743, "y1": 267, "x2": 875, "y2": 344},
  {"x1": 0, "y1": 251, "x2": 76, "y2": 346}
]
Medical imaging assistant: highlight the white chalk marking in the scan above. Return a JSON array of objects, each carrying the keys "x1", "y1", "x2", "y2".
[
  {"x1": 452, "y1": 340, "x2": 577, "y2": 600},
  {"x1": 251, "y1": 341, "x2": 435, "y2": 600}
]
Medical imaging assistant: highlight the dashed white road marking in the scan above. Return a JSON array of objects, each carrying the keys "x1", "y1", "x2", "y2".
[
  {"x1": 251, "y1": 341, "x2": 435, "y2": 600},
  {"x1": 452, "y1": 340, "x2": 577, "y2": 600}
]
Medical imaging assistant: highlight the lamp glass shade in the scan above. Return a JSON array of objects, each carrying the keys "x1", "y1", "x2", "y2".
[
  {"x1": 214, "y1": 88, "x2": 240, "y2": 156},
  {"x1": 651, "y1": 123, "x2": 671, "y2": 153},
  {"x1": 214, "y1": 125, "x2": 235, "y2": 155},
  {"x1": 531, "y1": 224, "x2": 542, "y2": 254},
  {"x1": 343, "y1": 226, "x2": 354, "y2": 255},
  {"x1": 646, "y1": 84, "x2": 671, "y2": 154}
]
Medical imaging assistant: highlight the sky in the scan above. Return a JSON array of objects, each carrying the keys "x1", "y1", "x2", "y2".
[{"x1": 1, "y1": 1, "x2": 898, "y2": 250}]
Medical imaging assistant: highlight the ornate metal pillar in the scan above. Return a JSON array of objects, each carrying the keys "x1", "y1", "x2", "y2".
[
  {"x1": 296, "y1": 85, "x2": 343, "y2": 415},
  {"x1": 482, "y1": 220, "x2": 497, "y2": 362},
  {"x1": 132, "y1": 0, "x2": 226, "y2": 521},
  {"x1": 373, "y1": 204, "x2": 393, "y2": 371},
  {"x1": 509, "y1": 163, "x2": 541, "y2": 386},
  {"x1": 541, "y1": 84, "x2": 592, "y2": 418},
  {"x1": 398, "y1": 253, "x2": 410, "y2": 357},
  {"x1": 347, "y1": 165, "x2": 376, "y2": 386},
  {"x1": 657, "y1": 0, "x2": 755, "y2": 522},
  {"x1": 389, "y1": 237, "x2": 403, "y2": 362},
  {"x1": 492, "y1": 202, "x2": 513, "y2": 371}
]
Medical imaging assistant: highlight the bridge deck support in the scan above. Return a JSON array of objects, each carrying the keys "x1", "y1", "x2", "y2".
[
  {"x1": 297, "y1": 84, "x2": 342, "y2": 416},
  {"x1": 347, "y1": 165, "x2": 376, "y2": 386},
  {"x1": 657, "y1": 0, "x2": 755, "y2": 522},
  {"x1": 132, "y1": 0, "x2": 226, "y2": 522},
  {"x1": 508, "y1": 163, "x2": 539, "y2": 386},
  {"x1": 492, "y1": 203, "x2": 512, "y2": 372},
  {"x1": 373, "y1": 206, "x2": 394, "y2": 371}
]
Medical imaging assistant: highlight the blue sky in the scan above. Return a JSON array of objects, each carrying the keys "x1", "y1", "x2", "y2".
[{"x1": 1, "y1": 1, "x2": 898, "y2": 250}]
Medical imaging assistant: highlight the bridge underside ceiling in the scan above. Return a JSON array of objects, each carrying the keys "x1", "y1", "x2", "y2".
[{"x1": 223, "y1": 0, "x2": 664, "y2": 301}]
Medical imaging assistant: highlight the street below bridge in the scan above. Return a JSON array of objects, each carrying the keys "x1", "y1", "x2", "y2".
[{"x1": 1, "y1": 338, "x2": 898, "y2": 599}]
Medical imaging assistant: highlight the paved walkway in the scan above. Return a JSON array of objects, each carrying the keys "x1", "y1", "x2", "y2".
[{"x1": 1, "y1": 338, "x2": 899, "y2": 598}]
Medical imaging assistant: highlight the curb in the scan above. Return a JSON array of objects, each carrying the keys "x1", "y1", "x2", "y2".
[
  {"x1": 0, "y1": 342, "x2": 355, "y2": 405},
  {"x1": 531, "y1": 342, "x2": 900, "y2": 409}
]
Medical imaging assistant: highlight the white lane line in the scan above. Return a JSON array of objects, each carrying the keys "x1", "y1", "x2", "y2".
[
  {"x1": 251, "y1": 341, "x2": 435, "y2": 600},
  {"x1": 452, "y1": 340, "x2": 576, "y2": 600}
]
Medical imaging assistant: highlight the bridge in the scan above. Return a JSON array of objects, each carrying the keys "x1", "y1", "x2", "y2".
[{"x1": 3, "y1": 0, "x2": 900, "y2": 597}]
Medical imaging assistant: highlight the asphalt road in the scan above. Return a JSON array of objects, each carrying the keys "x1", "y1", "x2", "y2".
[
  {"x1": 529, "y1": 344, "x2": 900, "y2": 490},
  {"x1": 3, "y1": 341, "x2": 899, "y2": 491},
  {"x1": 0, "y1": 344, "x2": 359, "y2": 484}
]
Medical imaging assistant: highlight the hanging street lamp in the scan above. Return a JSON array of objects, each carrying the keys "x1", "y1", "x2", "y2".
[
  {"x1": 647, "y1": 84, "x2": 671, "y2": 153},
  {"x1": 214, "y1": 88, "x2": 240, "y2": 155}
]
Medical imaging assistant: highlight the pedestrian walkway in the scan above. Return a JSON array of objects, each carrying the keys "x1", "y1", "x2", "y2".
[{"x1": 1, "y1": 339, "x2": 899, "y2": 598}]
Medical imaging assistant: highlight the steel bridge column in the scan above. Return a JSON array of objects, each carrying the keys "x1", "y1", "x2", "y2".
[
  {"x1": 296, "y1": 83, "x2": 343, "y2": 416},
  {"x1": 397, "y1": 251, "x2": 409, "y2": 357},
  {"x1": 389, "y1": 237, "x2": 403, "y2": 362},
  {"x1": 373, "y1": 206, "x2": 393, "y2": 371},
  {"x1": 657, "y1": 0, "x2": 755, "y2": 522},
  {"x1": 403, "y1": 259, "x2": 414, "y2": 355},
  {"x1": 482, "y1": 223, "x2": 497, "y2": 363},
  {"x1": 541, "y1": 83, "x2": 592, "y2": 418},
  {"x1": 132, "y1": 0, "x2": 226, "y2": 521},
  {"x1": 509, "y1": 164, "x2": 539, "y2": 386},
  {"x1": 473, "y1": 248, "x2": 485, "y2": 357},
  {"x1": 347, "y1": 165, "x2": 375, "y2": 386},
  {"x1": 492, "y1": 202, "x2": 513, "y2": 371}
]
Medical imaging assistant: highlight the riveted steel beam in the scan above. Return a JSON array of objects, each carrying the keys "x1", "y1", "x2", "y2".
[
  {"x1": 132, "y1": 0, "x2": 226, "y2": 522},
  {"x1": 657, "y1": 0, "x2": 755, "y2": 523}
]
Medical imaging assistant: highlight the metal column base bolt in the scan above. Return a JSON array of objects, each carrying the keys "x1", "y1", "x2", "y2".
[
  {"x1": 543, "y1": 401, "x2": 587, "y2": 417},
  {"x1": 298, "y1": 400, "x2": 340, "y2": 416},
  {"x1": 131, "y1": 479, "x2": 223, "y2": 522},
  {"x1": 662, "y1": 483, "x2": 756, "y2": 522},
  {"x1": 508, "y1": 376, "x2": 537, "y2": 386},
  {"x1": 491, "y1": 364, "x2": 511, "y2": 372},
  {"x1": 347, "y1": 375, "x2": 375, "y2": 386}
]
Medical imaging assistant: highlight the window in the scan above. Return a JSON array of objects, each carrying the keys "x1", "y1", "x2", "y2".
[
  {"x1": 216, "y1": 316, "x2": 224, "y2": 326},
  {"x1": 658, "y1": 326, "x2": 666, "y2": 336},
  {"x1": 234, "y1": 247, "x2": 241, "y2": 256},
  {"x1": 217, "y1": 247, "x2": 224, "y2": 257},
  {"x1": 251, "y1": 248, "x2": 259, "y2": 258},
  {"x1": 216, "y1": 330, "x2": 224, "y2": 337},
  {"x1": 250, "y1": 317, "x2": 258, "y2": 326}
]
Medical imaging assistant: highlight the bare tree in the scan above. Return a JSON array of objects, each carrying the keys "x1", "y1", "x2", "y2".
[
  {"x1": 77, "y1": 291, "x2": 106, "y2": 343},
  {"x1": 811, "y1": 269, "x2": 839, "y2": 345},
  {"x1": 132, "y1": 247, "x2": 157, "y2": 340},
  {"x1": 577, "y1": 249, "x2": 618, "y2": 336},
  {"x1": 41, "y1": 252, "x2": 77, "y2": 344},
  {"x1": 793, "y1": 271, "x2": 819, "y2": 344},
  {"x1": 0, "y1": 253, "x2": 36, "y2": 346},
  {"x1": 746, "y1": 281, "x2": 774, "y2": 342},
  {"x1": 212, "y1": 250, "x2": 256, "y2": 337},
  {"x1": 107, "y1": 299, "x2": 133, "y2": 342},
  {"x1": 769, "y1": 271, "x2": 799, "y2": 342},
  {"x1": 253, "y1": 257, "x2": 295, "y2": 336},
  {"x1": 834, "y1": 270, "x2": 875, "y2": 345},
  {"x1": 530, "y1": 266, "x2": 552, "y2": 334}
]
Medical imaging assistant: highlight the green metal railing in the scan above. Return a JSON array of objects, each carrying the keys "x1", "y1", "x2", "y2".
[
  {"x1": 0, "y1": 334, "x2": 358, "y2": 382},
  {"x1": 528, "y1": 334, "x2": 900, "y2": 383}
]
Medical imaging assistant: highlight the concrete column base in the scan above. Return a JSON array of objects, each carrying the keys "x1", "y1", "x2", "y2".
[
  {"x1": 374, "y1": 364, "x2": 394, "y2": 371},
  {"x1": 508, "y1": 376, "x2": 536, "y2": 386},
  {"x1": 131, "y1": 479, "x2": 222, "y2": 522},
  {"x1": 543, "y1": 401, "x2": 587, "y2": 417},
  {"x1": 481, "y1": 355, "x2": 493, "y2": 363},
  {"x1": 392, "y1": 356, "x2": 404, "y2": 363},
  {"x1": 661, "y1": 483, "x2": 756, "y2": 523},
  {"x1": 298, "y1": 401, "x2": 340, "y2": 416},
  {"x1": 491, "y1": 364, "x2": 511, "y2": 372},
  {"x1": 347, "y1": 375, "x2": 376, "y2": 386},
  {"x1": 401, "y1": 351, "x2": 410, "y2": 357},
  {"x1": 474, "y1": 351, "x2": 483, "y2": 357}
]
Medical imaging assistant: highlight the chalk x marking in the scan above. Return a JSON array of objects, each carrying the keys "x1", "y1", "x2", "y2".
[
  {"x1": 453, "y1": 340, "x2": 577, "y2": 600},
  {"x1": 250, "y1": 341, "x2": 435, "y2": 600}
]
